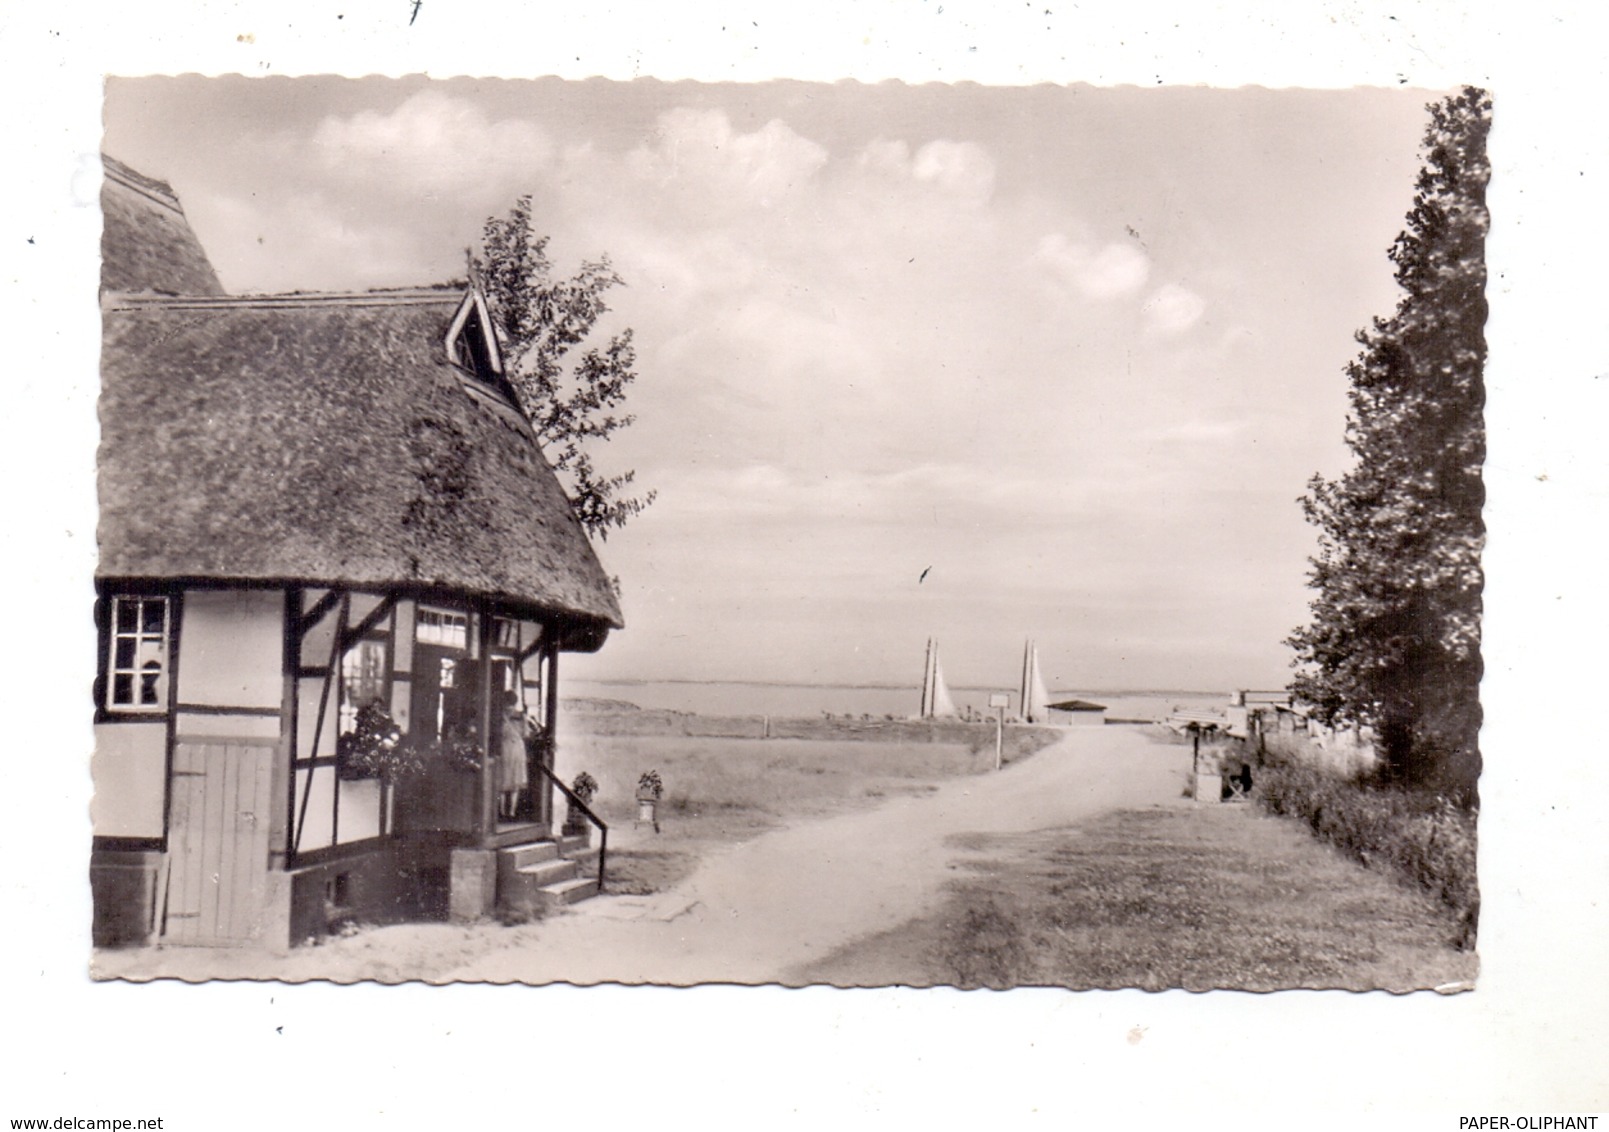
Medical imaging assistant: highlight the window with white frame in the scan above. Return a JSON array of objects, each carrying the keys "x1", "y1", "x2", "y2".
[
  {"x1": 415, "y1": 607, "x2": 469, "y2": 649},
  {"x1": 105, "y1": 596, "x2": 170, "y2": 712}
]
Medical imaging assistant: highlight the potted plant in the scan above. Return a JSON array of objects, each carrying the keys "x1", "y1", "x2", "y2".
[
  {"x1": 336, "y1": 702, "x2": 417, "y2": 781},
  {"x1": 635, "y1": 769, "x2": 663, "y2": 833},
  {"x1": 564, "y1": 771, "x2": 599, "y2": 837}
]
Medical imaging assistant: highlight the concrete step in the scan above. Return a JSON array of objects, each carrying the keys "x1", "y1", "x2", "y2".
[
  {"x1": 498, "y1": 841, "x2": 560, "y2": 872},
  {"x1": 513, "y1": 858, "x2": 579, "y2": 887},
  {"x1": 539, "y1": 876, "x2": 600, "y2": 906},
  {"x1": 495, "y1": 837, "x2": 605, "y2": 916},
  {"x1": 557, "y1": 832, "x2": 592, "y2": 854}
]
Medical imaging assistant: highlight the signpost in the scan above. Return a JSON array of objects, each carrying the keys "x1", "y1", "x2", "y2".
[{"x1": 988, "y1": 693, "x2": 1009, "y2": 771}]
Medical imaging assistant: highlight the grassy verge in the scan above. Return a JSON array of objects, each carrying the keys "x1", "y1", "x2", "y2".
[
  {"x1": 563, "y1": 729, "x2": 1064, "y2": 896},
  {"x1": 1254, "y1": 763, "x2": 1478, "y2": 947},
  {"x1": 791, "y1": 804, "x2": 1478, "y2": 991}
]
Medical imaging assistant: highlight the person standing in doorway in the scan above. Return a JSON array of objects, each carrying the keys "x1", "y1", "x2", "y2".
[{"x1": 498, "y1": 689, "x2": 529, "y2": 820}]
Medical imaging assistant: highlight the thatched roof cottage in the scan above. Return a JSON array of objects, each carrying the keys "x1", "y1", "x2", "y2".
[{"x1": 93, "y1": 157, "x2": 622, "y2": 948}]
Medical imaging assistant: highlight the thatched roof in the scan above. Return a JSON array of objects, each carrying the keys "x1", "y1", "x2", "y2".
[
  {"x1": 98, "y1": 289, "x2": 623, "y2": 631},
  {"x1": 101, "y1": 156, "x2": 225, "y2": 297}
]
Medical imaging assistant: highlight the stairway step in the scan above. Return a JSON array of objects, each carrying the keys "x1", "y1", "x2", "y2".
[
  {"x1": 494, "y1": 838, "x2": 602, "y2": 916},
  {"x1": 514, "y1": 858, "x2": 578, "y2": 887},
  {"x1": 558, "y1": 832, "x2": 591, "y2": 854},
  {"x1": 540, "y1": 876, "x2": 599, "y2": 906},
  {"x1": 499, "y1": 841, "x2": 560, "y2": 871}
]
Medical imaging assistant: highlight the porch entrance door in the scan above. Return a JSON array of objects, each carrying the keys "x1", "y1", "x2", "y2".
[
  {"x1": 411, "y1": 643, "x2": 478, "y2": 749},
  {"x1": 162, "y1": 739, "x2": 275, "y2": 944},
  {"x1": 399, "y1": 642, "x2": 483, "y2": 837}
]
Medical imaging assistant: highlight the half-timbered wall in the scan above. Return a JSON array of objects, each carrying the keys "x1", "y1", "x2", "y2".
[
  {"x1": 176, "y1": 590, "x2": 282, "y2": 708},
  {"x1": 92, "y1": 589, "x2": 177, "y2": 843},
  {"x1": 90, "y1": 721, "x2": 166, "y2": 839},
  {"x1": 390, "y1": 598, "x2": 415, "y2": 732},
  {"x1": 291, "y1": 588, "x2": 396, "y2": 857}
]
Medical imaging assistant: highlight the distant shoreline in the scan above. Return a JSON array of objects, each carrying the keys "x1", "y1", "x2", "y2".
[
  {"x1": 561, "y1": 697, "x2": 1163, "y2": 728},
  {"x1": 568, "y1": 676, "x2": 1231, "y2": 698}
]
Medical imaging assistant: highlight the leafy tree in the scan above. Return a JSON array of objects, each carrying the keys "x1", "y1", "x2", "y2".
[
  {"x1": 1287, "y1": 87, "x2": 1490, "y2": 802},
  {"x1": 472, "y1": 196, "x2": 655, "y2": 539}
]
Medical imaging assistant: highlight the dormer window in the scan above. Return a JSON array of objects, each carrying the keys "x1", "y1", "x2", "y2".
[
  {"x1": 452, "y1": 309, "x2": 495, "y2": 380},
  {"x1": 445, "y1": 289, "x2": 508, "y2": 393}
]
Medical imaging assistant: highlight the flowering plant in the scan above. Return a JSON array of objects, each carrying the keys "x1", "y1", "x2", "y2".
[
  {"x1": 636, "y1": 769, "x2": 663, "y2": 800},
  {"x1": 563, "y1": 771, "x2": 600, "y2": 836},
  {"x1": 336, "y1": 703, "x2": 423, "y2": 781}
]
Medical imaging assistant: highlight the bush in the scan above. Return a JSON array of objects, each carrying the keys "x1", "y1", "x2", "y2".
[{"x1": 1255, "y1": 763, "x2": 1478, "y2": 947}]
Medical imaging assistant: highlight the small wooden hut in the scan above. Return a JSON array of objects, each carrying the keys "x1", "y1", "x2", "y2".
[
  {"x1": 91, "y1": 158, "x2": 623, "y2": 948},
  {"x1": 1045, "y1": 699, "x2": 1107, "y2": 726}
]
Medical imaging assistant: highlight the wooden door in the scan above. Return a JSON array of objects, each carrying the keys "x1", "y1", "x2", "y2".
[
  {"x1": 162, "y1": 740, "x2": 275, "y2": 945},
  {"x1": 411, "y1": 643, "x2": 477, "y2": 746},
  {"x1": 397, "y1": 643, "x2": 481, "y2": 834}
]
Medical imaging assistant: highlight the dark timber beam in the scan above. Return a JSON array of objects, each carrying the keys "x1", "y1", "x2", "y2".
[
  {"x1": 295, "y1": 589, "x2": 342, "y2": 638},
  {"x1": 339, "y1": 594, "x2": 398, "y2": 652}
]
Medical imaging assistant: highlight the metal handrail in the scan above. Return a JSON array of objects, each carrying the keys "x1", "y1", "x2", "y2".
[{"x1": 535, "y1": 762, "x2": 608, "y2": 893}]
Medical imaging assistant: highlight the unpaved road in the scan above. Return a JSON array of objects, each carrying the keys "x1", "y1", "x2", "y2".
[
  {"x1": 95, "y1": 727, "x2": 1189, "y2": 984},
  {"x1": 446, "y1": 725, "x2": 1189, "y2": 985}
]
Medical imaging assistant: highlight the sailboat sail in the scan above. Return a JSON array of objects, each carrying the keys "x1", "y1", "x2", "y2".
[
  {"x1": 1020, "y1": 640, "x2": 1051, "y2": 723},
  {"x1": 919, "y1": 638, "x2": 935, "y2": 717},
  {"x1": 919, "y1": 637, "x2": 958, "y2": 719},
  {"x1": 931, "y1": 652, "x2": 958, "y2": 718}
]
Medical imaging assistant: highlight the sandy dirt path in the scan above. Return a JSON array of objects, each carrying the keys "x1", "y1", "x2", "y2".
[{"x1": 447, "y1": 726, "x2": 1189, "y2": 985}]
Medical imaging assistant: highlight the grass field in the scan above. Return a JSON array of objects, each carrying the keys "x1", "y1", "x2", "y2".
[
  {"x1": 792, "y1": 802, "x2": 1479, "y2": 992},
  {"x1": 560, "y1": 728, "x2": 1063, "y2": 894}
]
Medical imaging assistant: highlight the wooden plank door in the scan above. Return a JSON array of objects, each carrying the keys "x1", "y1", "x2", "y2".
[{"x1": 163, "y1": 740, "x2": 275, "y2": 945}]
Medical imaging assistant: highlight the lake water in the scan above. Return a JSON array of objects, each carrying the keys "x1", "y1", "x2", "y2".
[{"x1": 561, "y1": 679, "x2": 1227, "y2": 723}]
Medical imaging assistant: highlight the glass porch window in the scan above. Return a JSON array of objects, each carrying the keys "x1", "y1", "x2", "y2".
[{"x1": 415, "y1": 607, "x2": 468, "y2": 649}]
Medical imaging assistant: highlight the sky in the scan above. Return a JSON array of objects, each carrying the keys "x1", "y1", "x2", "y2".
[{"x1": 103, "y1": 77, "x2": 1443, "y2": 693}]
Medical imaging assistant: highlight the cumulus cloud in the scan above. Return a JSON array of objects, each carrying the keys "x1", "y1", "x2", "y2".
[
  {"x1": 853, "y1": 137, "x2": 997, "y2": 206},
  {"x1": 909, "y1": 140, "x2": 997, "y2": 205},
  {"x1": 1034, "y1": 232, "x2": 1151, "y2": 299},
  {"x1": 1142, "y1": 282, "x2": 1207, "y2": 335},
  {"x1": 310, "y1": 91, "x2": 555, "y2": 197},
  {"x1": 625, "y1": 108, "x2": 828, "y2": 207}
]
